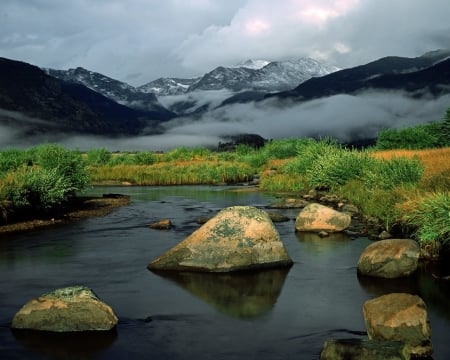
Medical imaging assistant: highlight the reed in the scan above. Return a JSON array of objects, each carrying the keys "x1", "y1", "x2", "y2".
[{"x1": 89, "y1": 161, "x2": 254, "y2": 185}]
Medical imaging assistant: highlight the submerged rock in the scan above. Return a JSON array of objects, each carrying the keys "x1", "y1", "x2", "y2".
[
  {"x1": 11, "y1": 286, "x2": 118, "y2": 332},
  {"x1": 363, "y1": 293, "x2": 432, "y2": 357},
  {"x1": 267, "y1": 198, "x2": 309, "y2": 209},
  {"x1": 148, "y1": 205, "x2": 293, "y2": 272},
  {"x1": 148, "y1": 219, "x2": 172, "y2": 230},
  {"x1": 357, "y1": 239, "x2": 420, "y2": 278},
  {"x1": 320, "y1": 338, "x2": 411, "y2": 360},
  {"x1": 295, "y1": 203, "x2": 351, "y2": 233}
]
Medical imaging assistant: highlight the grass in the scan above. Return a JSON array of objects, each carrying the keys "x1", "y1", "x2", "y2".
[
  {"x1": 89, "y1": 160, "x2": 254, "y2": 185},
  {"x1": 1, "y1": 138, "x2": 450, "y2": 255}
]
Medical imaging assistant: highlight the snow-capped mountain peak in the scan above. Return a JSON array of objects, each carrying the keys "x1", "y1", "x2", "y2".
[
  {"x1": 233, "y1": 59, "x2": 271, "y2": 70},
  {"x1": 43, "y1": 67, "x2": 171, "y2": 114}
]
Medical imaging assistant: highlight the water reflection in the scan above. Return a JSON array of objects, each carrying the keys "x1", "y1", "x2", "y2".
[
  {"x1": 150, "y1": 268, "x2": 290, "y2": 319},
  {"x1": 295, "y1": 232, "x2": 351, "y2": 255},
  {"x1": 12, "y1": 328, "x2": 117, "y2": 359}
]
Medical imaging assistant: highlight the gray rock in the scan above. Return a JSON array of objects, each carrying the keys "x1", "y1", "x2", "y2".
[{"x1": 357, "y1": 239, "x2": 420, "y2": 278}]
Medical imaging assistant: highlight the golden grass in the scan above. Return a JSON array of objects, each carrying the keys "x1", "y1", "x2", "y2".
[{"x1": 371, "y1": 147, "x2": 450, "y2": 178}]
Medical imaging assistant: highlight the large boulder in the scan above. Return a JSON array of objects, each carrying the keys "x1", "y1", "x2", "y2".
[
  {"x1": 295, "y1": 203, "x2": 351, "y2": 233},
  {"x1": 11, "y1": 286, "x2": 118, "y2": 332},
  {"x1": 363, "y1": 293, "x2": 432, "y2": 357},
  {"x1": 148, "y1": 206, "x2": 293, "y2": 272},
  {"x1": 357, "y1": 239, "x2": 420, "y2": 278},
  {"x1": 320, "y1": 338, "x2": 411, "y2": 360}
]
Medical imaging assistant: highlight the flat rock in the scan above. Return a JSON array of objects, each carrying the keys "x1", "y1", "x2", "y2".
[{"x1": 148, "y1": 206, "x2": 293, "y2": 272}]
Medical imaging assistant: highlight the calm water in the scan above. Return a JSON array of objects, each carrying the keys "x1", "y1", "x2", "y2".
[{"x1": 1, "y1": 186, "x2": 450, "y2": 359}]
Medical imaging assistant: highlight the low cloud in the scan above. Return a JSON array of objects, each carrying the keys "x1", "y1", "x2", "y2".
[
  {"x1": 161, "y1": 90, "x2": 450, "y2": 144},
  {"x1": 1, "y1": 91, "x2": 449, "y2": 151}
]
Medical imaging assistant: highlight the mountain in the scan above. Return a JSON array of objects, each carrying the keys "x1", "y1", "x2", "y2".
[
  {"x1": 44, "y1": 67, "x2": 174, "y2": 118},
  {"x1": 232, "y1": 59, "x2": 270, "y2": 70},
  {"x1": 138, "y1": 57, "x2": 339, "y2": 97},
  {"x1": 268, "y1": 49, "x2": 450, "y2": 101},
  {"x1": 137, "y1": 77, "x2": 200, "y2": 96},
  {"x1": 0, "y1": 57, "x2": 172, "y2": 136}
]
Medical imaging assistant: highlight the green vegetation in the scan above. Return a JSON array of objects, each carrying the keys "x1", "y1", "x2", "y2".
[
  {"x1": 1, "y1": 107, "x2": 450, "y2": 253},
  {"x1": 405, "y1": 192, "x2": 450, "y2": 246},
  {"x1": 375, "y1": 109, "x2": 450, "y2": 150},
  {"x1": 0, "y1": 144, "x2": 88, "y2": 212}
]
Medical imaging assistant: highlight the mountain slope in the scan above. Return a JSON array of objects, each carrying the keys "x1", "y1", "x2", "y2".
[
  {"x1": 45, "y1": 67, "x2": 174, "y2": 119},
  {"x1": 0, "y1": 57, "x2": 170, "y2": 135},
  {"x1": 188, "y1": 58, "x2": 339, "y2": 93},
  {"x1": 137, "y1": 77, "x2": 201, "y2": 96},
  {"x1": 137, "y1": 58, "x2": 339, "y2": 97},
  {"x1": 269, "y1": 50, "x2": 450, "y2": 101}
]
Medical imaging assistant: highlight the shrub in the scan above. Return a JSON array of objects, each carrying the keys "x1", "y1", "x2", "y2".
[
  {"x1": 375, "y1": 123, "x2": 442, "y2": 150},
  {"x1": 306, "y1": 148, "x2": 374, "y2": 189},
  {"x1": 0, "y1": 149, "x2": 33, "y2": 175},
  {"x1": 86, "y1": 148, "x2": 111, "y2": 165},
  {"x1": 32, "y1": 143, "x2": 89, "y2": 191},
  {"x1": 263, "y1": 138, "x2": 307, "y2": 159},
  {"x1": 364, "y1": 156, "x2": 424, "y2": 190},
  {"x1": 134, "y1": 151, "x2": 158, "y2": 165},
  {"x1": 283, "y1": 138, "x2": 339, "y2": 176},
  {"x1": 406, "y1": 192, "x2": 450, "y2": 245},
  {"x1": 1, "y1": 166, "x2": 79, "y2": 210}
]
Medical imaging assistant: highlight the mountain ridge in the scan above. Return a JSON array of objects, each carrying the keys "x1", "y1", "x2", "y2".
[
  {"x1": 139, "y1": 57, "x2": 339, "y2": 96},
  {"x1": 0, "y1": 57, "x2": 173, "y2": 136}
]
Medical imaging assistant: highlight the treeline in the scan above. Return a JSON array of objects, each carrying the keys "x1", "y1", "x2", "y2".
[{"x1": 375, "y1": 107, "x2": 450, "y2": 150}]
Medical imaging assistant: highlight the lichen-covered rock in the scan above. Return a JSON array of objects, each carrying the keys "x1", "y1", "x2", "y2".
[
  {"x1": 357, "y1": 239, "x2": 420, "y2": 278},
  {"x1": 148, "y1": 206, "x2": 293, "y2": 272},
  {"x1": 295, "y1": 203, "x2": 351, "y2": 233},
  {"x1": 320, "y1": 338, "x2": 411, "y2": 360},
  {"x1": 11, "y1": 286, "x2": 118, "y2": 332},
  {"x1": 363, "y1": 293, "x2": 432, "y2": 357}
]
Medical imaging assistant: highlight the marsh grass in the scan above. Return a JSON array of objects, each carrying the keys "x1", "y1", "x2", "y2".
[
  {"x1": 403, "y1": 192, "x2": 450, "y2": 245},
  {"x1": 89, "y1": 161, "x2": 254, "y2": 185}
]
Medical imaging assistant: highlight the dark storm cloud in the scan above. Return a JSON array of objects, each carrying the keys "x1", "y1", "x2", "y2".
[{"x1": 1, "y1": 1, "x2": 449, "y2": 85}]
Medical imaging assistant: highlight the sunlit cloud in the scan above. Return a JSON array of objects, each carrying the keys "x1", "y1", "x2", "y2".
[{"x1": 244, "y1": 18, "x2": 271, "y2": 36}]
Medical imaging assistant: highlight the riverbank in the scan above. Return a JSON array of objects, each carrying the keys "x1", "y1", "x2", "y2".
[{"x1": 0, "y1": 194, "x2": 130, "y2": 235}]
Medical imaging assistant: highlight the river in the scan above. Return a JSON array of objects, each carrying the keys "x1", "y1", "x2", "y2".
[{"x1": 1, "y1": 186, "x2": 449, "y2": 359}]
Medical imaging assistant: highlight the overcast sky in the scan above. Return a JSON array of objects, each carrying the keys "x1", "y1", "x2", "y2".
[{"x1": 1, "y1": 0, "x2": 450, "y2": 86}]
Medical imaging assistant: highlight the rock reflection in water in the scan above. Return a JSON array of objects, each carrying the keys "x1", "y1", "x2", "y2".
[
  {"x1": 295, "y1": 232, "x2": 351, "y2": 254},
  {"x1": 12, "y1": 328, "x2": 117, "y2": 359},
  {"x1": 151, "y1": 268, "x2": 290, "y2": 319}
]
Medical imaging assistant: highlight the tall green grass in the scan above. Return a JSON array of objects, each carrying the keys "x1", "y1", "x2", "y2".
[
  {"x1": 0, "y1": 144, "x2": 88, "y2": 212},
  {"x1": 405, "y1": 192, "x2": 450, "y2": 245}
]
